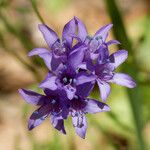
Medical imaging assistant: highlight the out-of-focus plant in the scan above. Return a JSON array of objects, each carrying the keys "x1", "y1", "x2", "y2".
[
  {"x1": 0, "y1": 1, "x2": 45, "y2": 81},
  {"x1": 105, "y1": 0, "x2": 146, "y2": 149}
]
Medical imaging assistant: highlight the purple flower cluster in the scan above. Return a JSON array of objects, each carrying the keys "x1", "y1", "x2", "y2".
[{"x1": 19, "y1": 17, "x2": 136, "y2": 138}]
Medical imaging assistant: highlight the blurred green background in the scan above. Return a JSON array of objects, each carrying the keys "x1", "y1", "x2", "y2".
[{"x1": 0, "y1": 0, "x2": 150, "y2": 150}]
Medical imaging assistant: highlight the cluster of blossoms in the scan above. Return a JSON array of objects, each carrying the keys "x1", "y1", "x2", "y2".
[{"x1": 19, "y1": 17, "x2": 136, "y2": 138}]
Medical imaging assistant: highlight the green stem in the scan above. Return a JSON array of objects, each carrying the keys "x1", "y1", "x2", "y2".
[
  {"x1": 105, "y1": 0, "x2": 145, "y2": 150},
  {"x1": 29, "y1": 0, "x2": 45, "y2": 24}
]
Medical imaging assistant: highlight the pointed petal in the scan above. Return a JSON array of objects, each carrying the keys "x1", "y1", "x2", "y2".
[
  {"x1": 109, "y1": 50, "x2": 128, "y2": 68},
  {"x1": 28, "y1": 105, "x2": 50, "y2": 130},
  {"x1": 76, "y1": 73, "x2": 96, "y2": 85},
  {"x1": 94, "y1": 24, "x2": 113, "y2": 41},
  {"x1": 74, "y1": 17, "x2": 88, "y2": 42},
  {"x1": 54, "y1": 63, "x2": 65, "y2": 75},
  {"x1": 86, "y1": 59, "x2": 95, "y2": 72},
  {"x1": 39, "y1": 52, "x2": 52, "y2": 70},
  {"x1": 28, "y1": 48, "x2": 52, "y2": 70},
  {"x1": 76, "y1": 82, "x2": 95, "y2": 98},
  {"x1": 51, "y1": 116, "x2": 66, "y2": 134},
  {"x1": 72, "y1": 114, "x2": 87, "y2": 139},
  {"x1": 61, "y1": 106, "x2": 69, "y2": 119},
  {"x1": 97, "y1": 79, "x2": 111, "y2": 102},
  {"x1": 97, "y1": 44, "x2": 109, "y2": 64},
  {"x1": 62, "y1": 18, "x2": 76, "y2": 48},
  {"x1": 18, "y1": 89, "x2": 46, "y2": 105},
  {"x1": 68, "y1": 46, "x2": 86, "y2": 70},
  {"x1": 84, "y1": 99, "x2": 110, "y2": 114},
  {"x1": 28, "y1": 48, "x2": 49, "y2": 57},
  {"x1": 51, "y1": 53, "x2": 62, "y2": 71},
  {"x1": 38, "y1": 24, "x2": 59, "y2": 48},
  {"x1": 106, "y1": 40, "x2": 120, "y2": 46},
  {"x1": 39, "y1": 76, "x2": 57, "y2": 90},
  {"x1": 111, "y1": 73, "x2": 136, "y2": 88}
]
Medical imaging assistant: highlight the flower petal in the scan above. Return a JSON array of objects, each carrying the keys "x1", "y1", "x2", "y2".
[
  {"x1": 28, "y1": 105, "x2": 50, "y2": 130},
  {"x1": 68, "y1": 46, "x2": 86, "y2": 70},
  {"x1": 51, "y1": 53, "x2": 62, "y2": 71},
  {"x1": 38, "y1": 52, "x2": 52, "y2": 70},
  {"x1": 84, "y1": 99, "x2": 110, "y2": 114},
  {"x1": 51, "y1": 116, "x2": 66, "y2": 134},
  {"x1": 72, "y1": 114, "x2": 87, "y2": 139},
  {"x1": 28, "y1": 48, "x2": 52, "y2": 70},
  {"x1": 109, "y1": 50, "x2": 128, "y2": 68},
  {"x1": 94, "y1": 24, "x2": 113, "y2": 41},
  {"x1": 76, "y1": 82, "x2": 95, "y2": 98},
  {"x1": 97, "y1": 79, "x2": 111, "y2": 102},
  {"x1": 18, "y1": 89, "x2": 46, "y2": 105},
  {"x1": 28, "y1": 48, "x2": 49, "y2": 56},
  {"x1": 39, "y1": 76, "x2": 57, "y2": 90},
  {"x1": 111, "y1": 73, "x2": 136, "y2": 88},
  {"x1": 86, "y1": 59, "x2": 95, "y2": 72},
  {"x1": 38, "y1": 24, "x2": 59, "y2": 48},
  {"x1": 97, "y1": 44, "x2": 109, "y2": 64},
  {"x1": 76, "y1": 73, "x2": 96, "y2": 85},
  {"x1": 74, "y1": 17, "x2": 88, "y2": 42},
  {"x1": 106, "y1": 40, "x2": 120, "y2": 46},
  {"x1": 62, "y1": 18, "x2": 76, "y2": 48}
]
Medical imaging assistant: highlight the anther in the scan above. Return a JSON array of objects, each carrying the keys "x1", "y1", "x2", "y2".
[
  {"x1": 51, "y1": 99, "x2": 56, "y2": 104},
  {"x1": 63, "y1": 77, "x2": 68, "y2": 84}
]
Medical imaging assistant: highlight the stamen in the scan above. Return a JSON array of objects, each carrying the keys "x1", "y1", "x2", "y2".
[
  {"x1": 62, "y1": 48, "x2": 66, "y2": 52},
  {"x1": 86, "y1": 35, "x2": 93, "y2": 41},
  {"x1": 74, "y1": 95, "x2": 78, "y2": 99},
  {"x1": 51, "y1": 109, "x2": 62, "y2": 116},
  {"x1": 63, "y1": 77, "x2": 68, "y2": 84},
  {"x1": 51, "y1": 99, "x2": 56, "y2": 104},
  {"x1": 73, "y1": 79, "x2": 76, "y2": 84},
  {"x1": 63, "y1": 65, "x2": 67, "y2": 70},
  {"x1": 77, "y1": 112, "x2": 84, "y2": 128},
  {"x1": 95, "y1": 36, "x2": 100, "y2": 40},
  {"x1": 40, "y1": 115, "x2": 48, "y2": 121},
  {"x1": 69, "y1": 78, "x2": 73, "y2": 84}
]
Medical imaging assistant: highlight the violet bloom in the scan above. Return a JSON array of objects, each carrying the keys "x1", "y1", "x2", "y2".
[
  {"x1": 86, "y1": 50, "x2": 136, "y2": 102},
  {"x1": 18, "y1": 88, "x2": 68, "y2": 134},
  {"x1": 68, "y1": 90, "x2": 110, "y2": 138},
  {"x1": 28, "y1": 18, "x2": 77, "y2": 71},
  {"x1": 18, "y1": 17, "x2": 136, "y2": 139},
  {"x1": 73, "y1": 17, "x2": 120, "y2": 61},
  {"x1": 39, "y1": 51, "x2": 95, "y2": 100}
]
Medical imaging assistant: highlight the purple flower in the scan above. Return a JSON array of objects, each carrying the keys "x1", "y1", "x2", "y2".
[
  {"x1": 28, "y1": 18, "x2": 77, "y2": 71},
  {"x1": 85, "y1": 50, "x2": 136, "y2": 102},
  {"x1": 18, "y1": 17, "x2": 136, "y2": 139},
  {"x1": 39, "y1": 59, "x2": 95, "y2": 100},
  {"x1": 68, "y1": 93, "x2": 110, "y2": 138},
  {"x1": 18, "y1": 88, "x2": 68, "y2": 134},
  {"x1": 37, "y1": 36, "x2": 95, "y2": 99},
  {"x1": 73, "y1": 17, "x2": 120, "y2": 62}
]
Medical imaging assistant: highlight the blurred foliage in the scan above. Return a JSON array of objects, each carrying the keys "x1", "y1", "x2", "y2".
[{"x1": 44, "y1": 0, "x2": 71, "y2": 13}]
